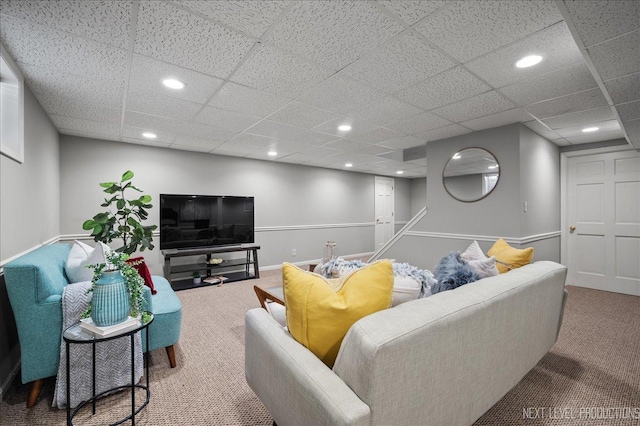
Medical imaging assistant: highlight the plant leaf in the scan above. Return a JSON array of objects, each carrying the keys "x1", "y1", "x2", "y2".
[
  {"x1": 82, "y1": 219, "x2": 96, "y2": 230},
  {"x1": 99, "y1": 181, "x2": 117, "y2": 188},
  {"x1": 121, "y1": 170, "x2": 134, "y2": 182}
]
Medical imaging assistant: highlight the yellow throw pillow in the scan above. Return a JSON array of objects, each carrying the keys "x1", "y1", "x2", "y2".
[
  {"x1": 283, "y1": 260, "x2": 394, "y2": 367},
  {"x1": 488, "y1": 238, "x2": 534, "y2": 273}
]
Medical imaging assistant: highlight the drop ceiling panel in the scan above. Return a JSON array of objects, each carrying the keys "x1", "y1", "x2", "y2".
[
  {"x1": 323, "y1": 139, "x2": 392, "y2": 155},
  {"x1": 124, "y1": 111, "x2": 182, "y2": 133},
  {"x1": 209, "y1": 82, "x2": 292, "y2": 118},
  {"x1": 350, "y1": 127, "x2": 404, "y2": 144},
  {"x1": 213, "y1": 141, "x2": 262, "y2": 155},
  {"x1": 36, "y1": 93, "x2": 121, "y2": 124},
  {"x1": 523, "y1": 121, "x2": 563, "y2": 140},
  {"x1": 172, "y1": 135, "x2": 225, "y2": 150},
  {"x1": 51, "y1": 115, "x2": 121, "y2": 138},
  {"x1": 194, "y1": 105, "x2": 260, "y2": 133},
  {"x1": 394, "y1": 66, "x2": 491, "y2": 111},
  {"x1": 126, "y1": 91, "x2": 202, "y2": 121},
  {"x1": 431, "y1": 91, "x2": 516, "y2": 123},
  {"x1": 525, "y1": 88, "x2": 609, "y2": 119},
  {"x1": 499, "y1": 62, "x2": 597, "y2": 106},
  {"x1": 466, "y1": 22, "x2": 584, "y2": 88},
  {"x1": 561, "y1": 0, "x2": 640, "y2": 47},
  {"x1": 276, "y1": 153, "x2": 317, "y2": 164},
  {"x1": 226, "y1": 132, "x2": 277, "y2": 149},
  {"x1": 604, "y1": 72, "x2": 640, "y2": 105},
  {"x1": 134, "y1": 1, "x2": 254, "y2": 78},
  {"x1": 176, "y1": 0, "x2": 289, "y2": 38},
  {"x1": 616, "y1": 101, "x2": 640, "y2": 122},
  {"x1": 341, "y1": 31, "x2": 455, "y2": 94},
  {"x1": 292, "y1": 145, "x2": 338, "y2": 158},
  {"x1": 121, "y1": 138, "x2": 171, "y2": 148},
  {"x1": 297, "y1": 74, "x2": 386, "y2": 115},
  {"x1": 555, "y1": 119, "x2": 620, "y2": 138},
  {"x1": 231, "y1": 44, "x2": 331, "y2": 98},
  {"x1": 266, "y1": 1, "x2": 404, "y2": 72},
  {"x1": 413, "y1": 0, "x2": 563, "y2": 62},
  {"x1": 177, "y1": 121, "x2": 238, "y2": 141},
  {"x1": 461, "y1": 108, "x2": 532, "y2": 131},
  {"x1": 0, "y1": 0, "x2": 132, "y2": 49},
  {"x1": 346, "y1": 96, "x2": 423, "y2": 126},
  {"x1": 265, "y1": 102, "x2": 339, "y2": 129},
  {"x1": 0, "y1": 15, "x2": 127, "y2": 80},
  {"x1": 16, "y1": 63, "x2": 124, "y2": 107},
  {"x1": 122, "y1": 126, "x2": 176, "y2": 143},
  {"x1": 244, "y1": 120, "x2": 306, "y2": 141},
  {"x1": 386, "y1": 111, "x2": 452, "y2": 135},
  {"x1": 311, "y1": 116, "x2": 378, "y2": 137},
  {"x1": 379, "y1": 135, "x2": 427, "y2": 150},
  {"x1": 565, "y1": 128, "x2": 625, "y2": 144},
  {"x1": 293, "y1": 130, "x2": 338, "y2": 146},
  {"x1": 415, "y1": 124, "x2": 472, "y2": 142},
  {"x1": 128, "y1": 54, "x2": 223, "y2": 105},
  {"x1": 168, "y1": 143, "x2": 212, "y2": 153},
  {"x1": 542, "y1": 106, "x2": 616, "y2": 130},
  {"x1": 377, "y1": 1, "x2": 447, "y2": 25},
  {"x1": 587, "y1": 29, "x2": 640, "y2": 81}
]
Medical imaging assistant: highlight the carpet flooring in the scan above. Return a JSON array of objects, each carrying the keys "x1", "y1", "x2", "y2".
[{"x1": 1, "y1": 273, "x2": 639, "y2": 425}]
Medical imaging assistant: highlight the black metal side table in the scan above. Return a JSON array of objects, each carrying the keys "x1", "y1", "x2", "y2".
[{"x1": 63, "y1": 313, "x2": 154, "y2": 426}]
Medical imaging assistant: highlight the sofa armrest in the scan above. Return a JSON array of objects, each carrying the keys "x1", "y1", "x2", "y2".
[{"x1": 245, "y1": 308, "x2": 370, "y2": 426}]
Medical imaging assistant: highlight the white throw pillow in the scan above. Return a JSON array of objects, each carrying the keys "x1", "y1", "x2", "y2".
[
  {"x1": 65, "y1": 241, "x2": 110, "y2": 283},
  {"x1": 461, "y1": 240, "x2": 499, "y2": 278},
  {"x1": 265, "y1": 301, "x2": 287, "y2": 329},
  {"x1": 392, "y1": 276, "x2": 422, "y2": 306}
]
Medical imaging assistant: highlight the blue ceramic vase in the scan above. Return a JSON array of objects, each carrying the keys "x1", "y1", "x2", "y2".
[{"x1": 91, "y1": 270, "x2": 130, "y2": 327}]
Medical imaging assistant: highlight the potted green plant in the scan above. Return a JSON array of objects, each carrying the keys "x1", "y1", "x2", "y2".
[
  {"x1": 82, "y1": 171, "x2": 157, "y2": 325},
  {"x1": 82, "y1": 170, "x2": 157, "y2": 254},
  {"x1": 193, "y1": 271, "x2": 202, "y2": 285}
]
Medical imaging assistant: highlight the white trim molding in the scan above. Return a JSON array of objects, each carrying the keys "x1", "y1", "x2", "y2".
[
  {"x1": 256, "y1": 222, "x2": 374, "y2": 232},
  {"x1": 403, "y1": 230, "x2": 561, "y2": 245},
  {"x1": 370, "y1": 207, "x2": 427, "y2": 262},
  {"x1": 0, "y1": 235, "x2": 60, "y2": 270}
]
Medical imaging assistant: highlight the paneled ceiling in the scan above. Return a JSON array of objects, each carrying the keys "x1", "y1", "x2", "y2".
[{"x1": 0, "y1": 1, "x2": 638, "y2": 178}]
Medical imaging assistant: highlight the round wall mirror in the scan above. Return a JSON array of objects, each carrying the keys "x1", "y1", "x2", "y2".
[{"x1": 443, "y1": 148, "x2": 500, "y2": 202}]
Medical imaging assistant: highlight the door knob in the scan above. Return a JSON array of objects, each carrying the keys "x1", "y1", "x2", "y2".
[{"x1": 569, "y1": 225, "x2": 576, "y2": 233}]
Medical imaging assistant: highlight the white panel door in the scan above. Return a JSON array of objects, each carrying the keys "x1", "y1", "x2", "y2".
[
  {"x1": 374, "y1": 177, "x2": 394, "y2": 250},
  {"x1": 567, "y1": 150, "x2": 640, "y2": 295}
]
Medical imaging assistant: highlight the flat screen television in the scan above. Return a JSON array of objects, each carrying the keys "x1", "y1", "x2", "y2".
[{"x1": 160, "y1": 194, "x2": 254, "y2": 250}]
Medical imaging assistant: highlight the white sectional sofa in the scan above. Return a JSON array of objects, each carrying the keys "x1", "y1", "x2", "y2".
[{"x1": 245, "y1": 261, "x2": 568, "y2": 426}]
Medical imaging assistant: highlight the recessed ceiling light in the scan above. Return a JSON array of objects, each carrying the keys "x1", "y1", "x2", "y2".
[
  {"x1": 268, "y1": 151, "x2": 278, "y2": 156},
  {"x1": 345, "y1": 162, "x2": 353, "y2": 168},
  {"x1": 142, "y1": 132, "x2": 157, "y2": 139},
  {"x1": 515, "y1": 55, "x2": 543, "y2": 68},
  {"x1": 452, "y1": 153, "x2": 461, "y2": 159},
  {"x1": 338, "y1": 125, "x2": 352, "y2": 132},
  {"x1": 488, "y1": 165, "x2": 498, "y2": 169},
  {"x1": 396, "y1": 170, "x2": 404, "y2": 175},
  {"x1": 162, "y1": 78, "x2": 186, "y2": 90},
  {"x1": 582, "y1": 127, "x2": 599, "y2": 133}
]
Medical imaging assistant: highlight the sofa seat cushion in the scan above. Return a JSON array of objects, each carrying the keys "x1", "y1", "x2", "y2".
[
  {"x1": 143, "y1": 275, "x2": 182, "y2": 352},
  {"x1": 283, "y1": 261, "x2": 393, "y2": 367}
]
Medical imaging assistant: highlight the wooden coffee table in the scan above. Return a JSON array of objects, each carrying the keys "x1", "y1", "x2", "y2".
[{"x1": 253, "y1": 284, "x2": 284, "y2": 310}]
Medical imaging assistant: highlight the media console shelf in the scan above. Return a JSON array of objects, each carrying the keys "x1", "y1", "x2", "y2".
[{"x1": 162, "y1": 244, "x2": 260, "y2": 291}]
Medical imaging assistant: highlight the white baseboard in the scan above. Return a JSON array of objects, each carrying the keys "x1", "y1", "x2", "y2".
[{"x1": 260, "y1": 252, "x2": 375, "y2": 272}]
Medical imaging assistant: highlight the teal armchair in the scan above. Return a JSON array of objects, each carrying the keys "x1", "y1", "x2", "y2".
[{"x1": 4, "y1": 243, "x2": 182, "y2": 407}]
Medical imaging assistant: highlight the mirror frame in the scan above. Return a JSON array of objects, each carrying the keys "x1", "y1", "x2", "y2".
[{"x1": 442, "y1": 147, "x2": 500, "y2": 203}]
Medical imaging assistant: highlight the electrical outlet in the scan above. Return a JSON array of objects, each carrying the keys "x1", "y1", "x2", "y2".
[{"x1": 292, "y1": 249, "x2": 297, "y2": 257}]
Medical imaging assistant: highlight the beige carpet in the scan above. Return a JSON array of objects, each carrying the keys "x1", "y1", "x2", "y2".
[{"x1": 1, "y1": 273, "x2": 639, "y2": 425}]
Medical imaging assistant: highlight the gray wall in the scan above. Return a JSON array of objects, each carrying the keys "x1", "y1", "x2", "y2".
[
  {"x1": 394, "y1": 177, "x2": 412, "y2": 233},
  {"x1": 0, "y1": 85, "x2": 59, "y2": 395},
  {"x1": 410, "y1": 177, "x2": 426, "y2": 216},
  {"x1": 382, "y1": 124, "x2": 560, "y2": 270},
  {"x1": 59, "y1": 136, "x2": 413, "y2": 273}
]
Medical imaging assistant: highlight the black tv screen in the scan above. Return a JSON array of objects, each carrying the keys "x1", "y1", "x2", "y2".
[{"x1": 160, "y1": 194, "x2": 254, "y2": 250}]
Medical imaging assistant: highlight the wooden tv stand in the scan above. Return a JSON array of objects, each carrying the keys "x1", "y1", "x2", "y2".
[{"x1": 162, "y1": 244, "x2": 260, "y2": 291}]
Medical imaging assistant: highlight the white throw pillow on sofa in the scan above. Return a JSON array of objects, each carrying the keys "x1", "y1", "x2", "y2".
[
  {"x1": 461, "y1": 240, "x2": 499, "y2": 278},
  {"x1": 392, "y1": 276, "x2": 422, "y2": 306},
  {"x1": 65, "y1": 241, "x2": 110, "y2": 283}
]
